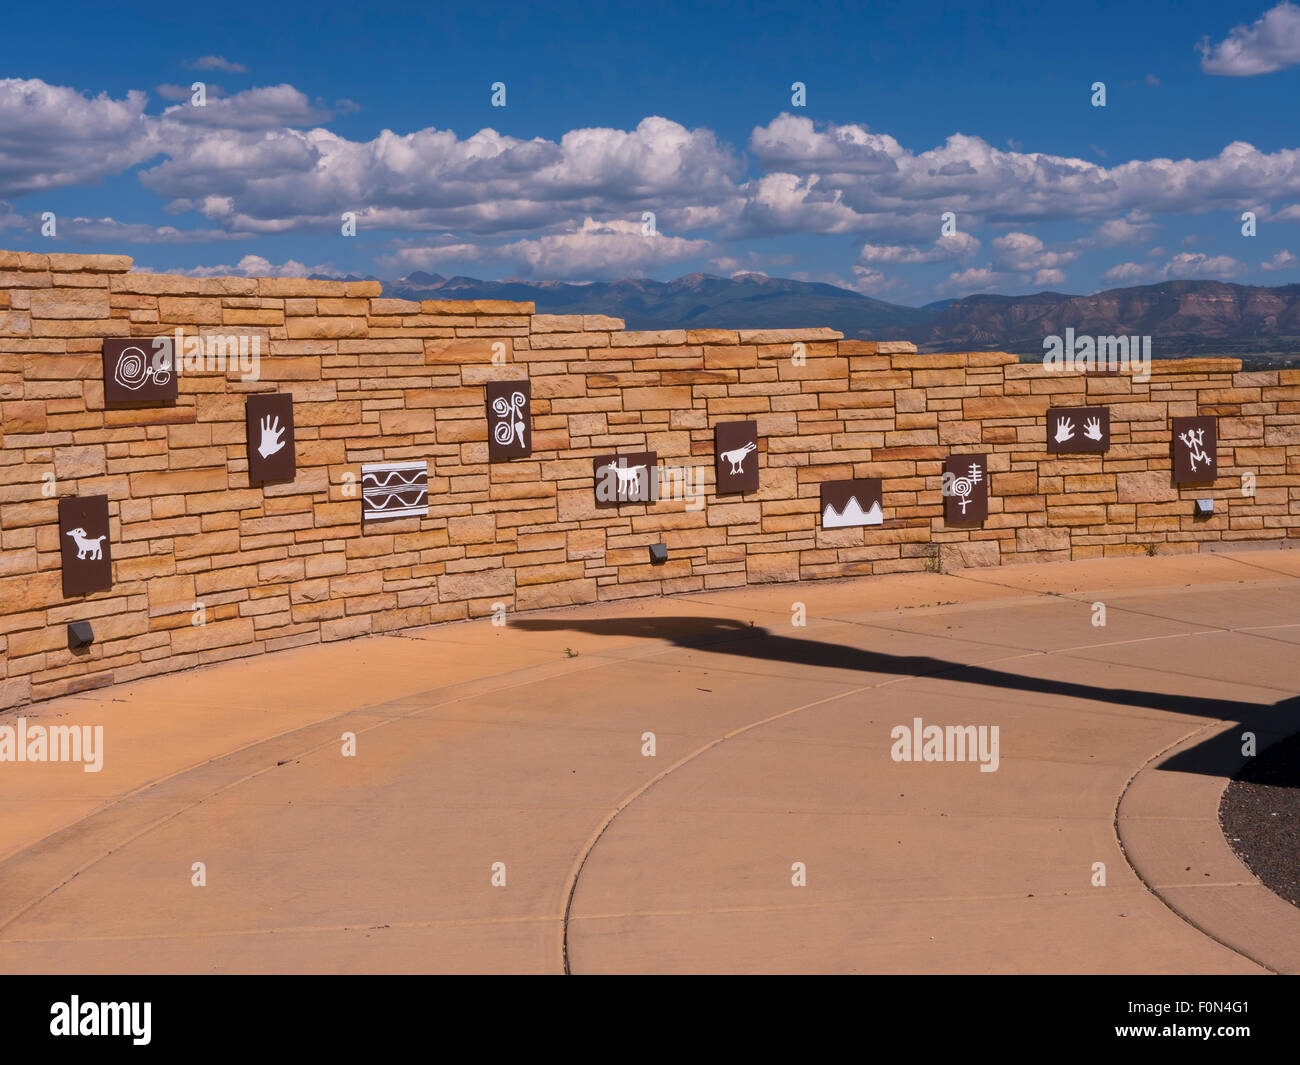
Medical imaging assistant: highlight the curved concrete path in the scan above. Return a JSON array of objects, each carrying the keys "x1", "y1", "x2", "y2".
[{"x1": 0, "y1": 549, "x2": 1297, "y2": 974}]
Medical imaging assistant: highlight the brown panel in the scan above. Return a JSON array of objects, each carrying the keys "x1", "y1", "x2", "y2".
[
  {"x1": 361, "y1": 461, "x2": 429, "y2": 521},
  {"x1": 1172, "y1": 416, "x2": 1217, "y2": 483},
  {"x1": 1046, "y1": 406, "x2": 1110, "y2": 454},
  {"x1": 486, "y1": 380, "x2": 532, "y2": 461},
  {"x1": 714, "y1": 420, "x2": 759, "y2": 494},
  {"x1": 593, "y1": 452, "x2": 658, "y2": 506},
  {"x1": 245, "y1": 393, "x2": 296, "y2": 484},
  {"x1": 58, "y1": 494, "x2": 112, "y2": 598},
  {"x1": 820, "y1": 479, "x2": 882, "y2": 528},
  {"x1": 944, "y1": 453, "x2": 989, "y2": 524},
  {"x1": 102, "y1": 337, "x2": 178, "y2": 404}
]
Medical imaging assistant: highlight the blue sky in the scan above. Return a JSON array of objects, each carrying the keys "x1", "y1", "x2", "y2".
[{"x1": 3, "y1": 0, "x2": 1299, "y2": 303}]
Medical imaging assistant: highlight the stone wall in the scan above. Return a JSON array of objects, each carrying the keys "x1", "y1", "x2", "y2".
[{"x1": 1, "y1": 248, "x2": 1298, "y2": 708}]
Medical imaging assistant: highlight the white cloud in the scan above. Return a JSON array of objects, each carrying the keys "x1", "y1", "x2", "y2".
[
  {"x1": 1161, "y1": 252, "x2": 1244, "y2": 279},
  {"x1": 156, "y1": 83, "x2": 225, "y2": 102},
  {"x1": 1102, "y1": 251, "x2": 1243, "y2": 282},
  {"x1": 937, "y1": 266, "x2": 1008, "y2": 296},
  {"x1": 161, "y1": 85, "x2": 334, "y2": 129},
  {"x1": 138, "y1": 114, "x2": 744, "y2": 238},
  {"x1": 1092, "y1": 210, "x2": 1158, "y2": 246},
  {"x1": 5, "y1": 75, "x2": 1299, "y2": 296},
  {"x1": 160, "y1": 254, "x2": 344, "y2": 278},
  {"x1": 1261, "y1": 248, "x2": 1298, "y2": 270},
  {"x1": 928, "y1": 232, "x2": 1081, "y2": 295},
  {"x1": 747, "y1": 115, "x2": 1300, "y2": 234},
  {"x1": 991, "y1": 231, "x2": 1078, "y2": 273},
  {"x1": 1198, "y1": 3, "x2": 1300, "y2": 76},
  {"x1": 381, "y1": 217, "x2": 710, "y2": 279},
  {"x1": 858, "y1": 232, "x2": 979, "y2": 264},
  {"x1": 55, "y1": 216, "x2": 251, "y2": 242},
  {"x1": 848, "y1": 265, "x2": 892, "y2": 294},
  {"x1": 186, "y1": 56, "x2": 248, "y2": 73},
  {"x1": 0, "y1": 79, "x2": 161, "y2": 197},
  {"x1": 708, "y1": 251, "x2": 794, "y2": 274},
  {"x1": 1102, "y1": 261, "x2": 1157, "y2": 284}
]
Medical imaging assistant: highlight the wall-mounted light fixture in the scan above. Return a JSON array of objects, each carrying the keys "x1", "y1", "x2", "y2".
[{"x1": 67, "y1": 620, "x2": 95, "y2": 649}]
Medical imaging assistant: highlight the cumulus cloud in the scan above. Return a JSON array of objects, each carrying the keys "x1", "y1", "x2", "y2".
[
  {"x1": 858, "y1": 232, "x2": 979, "y2": 264},
  {"x1": 160, "y1": 254, "x2": 345, "y2": 278},
  {"x1": 747, "y1": 115, "x2": 1300, "y2": 235},
  {"x1": 53, "y1": 216, "x2": 251, "y2": 242},
  {"x1": 137, "y1": 115, "x2": 745, "y2": 239},
  {"x1": 1161, "y1": 251, "x2": 1244, "y2": 278},
  {"x1": 932, "y1": 232, "x2": 1083, "y2": 295},
  {"x1": 380, "y1": 217, "x2": 710, "y2": 279},
  {"x1": 0, "y1": 199, "x2": 28, "y2": 231},
  {"x1": 155, "y1": 83, "x2": 225, "y2": 102},
  {"x1": 708, "y1": 251, "x2": 794, "y2": 274},
  {"x1": 1261, "y1": 248, "x2": 1298, "y2": 270},
  {"x1": 848, "y1": 265, "x2": 892, "y2": 294},
  {"x1": 1092, "y1": 210, "x2": 1159, "y2": 246},
  {"x1": 1105, "y1": 251, "x2": 1245, "y2": 283},
  {"x1": 1198, "y1": 3, "x2": 1300, "y2": 76},
  {"x1": 937, "y1": 266, "x2": 1007, "y2": 295},
  {"x1": 991, "y1": 231, "x2": 1078, "y2": 273},
  {"x1": 161, "y1": 84, "x2": 334, "y2": 129},
  {"x1": 1102, "y1": 261, "x2": 1157, "y2": 284},
  {"x1": 186, "y1": 56, "x2": 248, "y2": 73},
  {"x1": 0, "y1": 79, "x2": 161, "y2": 196},
  {"x1": 6, "y1": 75, "x2": 1300, "y2": 293}
]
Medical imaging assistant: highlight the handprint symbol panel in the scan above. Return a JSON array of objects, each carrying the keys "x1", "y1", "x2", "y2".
[
  {"x1": 1047, "y1": 406, "x2": 1110, "y2": 454},
  {"x1": 245, "y1": 393, "x2": 296, "y2": 484}
]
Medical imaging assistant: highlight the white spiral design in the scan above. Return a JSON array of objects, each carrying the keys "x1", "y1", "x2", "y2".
[
  {"x1": 113, "y1": 344, "x2": 172, "y2": 391},
  {"x1": 113, "y1": 346, "x2": 149, "y2": 391},
  {"x1": 492, "y1": 391, "x2": 526, "y2": 446}
]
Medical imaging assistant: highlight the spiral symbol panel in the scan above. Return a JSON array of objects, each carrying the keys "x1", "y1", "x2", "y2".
[
  {"x1": 102, "y1": 339, "x2": 178, "y2": 405},
  {"x1": 486, "y1": 381, "x2": 531, "y2": 461}
]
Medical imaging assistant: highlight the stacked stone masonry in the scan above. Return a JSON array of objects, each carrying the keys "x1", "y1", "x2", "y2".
[{"x1": 1, "y1": 249, "x2": 1298, "y2": 708}]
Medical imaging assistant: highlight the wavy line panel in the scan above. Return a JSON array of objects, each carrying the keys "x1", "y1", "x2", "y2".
[{"x1": 361, "y1": 461, "x2": 429, "y2": 521}]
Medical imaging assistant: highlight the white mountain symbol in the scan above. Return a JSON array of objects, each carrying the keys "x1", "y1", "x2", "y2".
[{"x1": 822, "y1": 495, "x2": 883, "y2": 528}]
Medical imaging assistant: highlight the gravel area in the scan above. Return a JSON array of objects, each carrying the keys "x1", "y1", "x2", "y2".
[{"x1": 1220, "y1": 730, "x2": 1300, "y2": 908}]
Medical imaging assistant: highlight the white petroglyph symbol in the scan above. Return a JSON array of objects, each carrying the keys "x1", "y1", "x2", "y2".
[
  {"x1": 113, "y1": 344, "x2": 172, "y2": 391},
  {"x1": 66, "y1": 527, "x2": 106, "y2": 561},
  {"x1": 1179, "y1": 427, "x2": 1212, "y2": 472},
  {"x1": 822, "y1": 494, "x2": 882, "y2": 528},
  {"x1": 611, "y1": 464, "x2": 647, "y2": 497},
  {"x1": 257, "y1": 415, "x2": 286, "y2": 459},
  {"x1": 720, "y1": 440, "x2": 757, "y2": 475},
  {"x1": 1083, "y1": 416, "x2": 1104, "y2": 442},
  {"x1": 361, "y1": 461, "x2": 428, "y2": 520},
  {"x1": 492, "y1": 390, "x2": 527, "y2": 448},
  {"x1": 1054, "y1": 416, "x2": 1075, "y2": 444},
  {"x1": 951, "y1": 462, "x2": 984, "y2": 514}
]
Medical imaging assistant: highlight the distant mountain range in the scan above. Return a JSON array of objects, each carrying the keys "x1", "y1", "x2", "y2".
[{"x1": 346, "y1": 272, "x2": 1300, "y2": 365}]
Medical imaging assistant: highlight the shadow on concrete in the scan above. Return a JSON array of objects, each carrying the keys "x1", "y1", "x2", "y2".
[{"x1": 510, "y1": 614, "x2": 1300, "y2": 780}]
